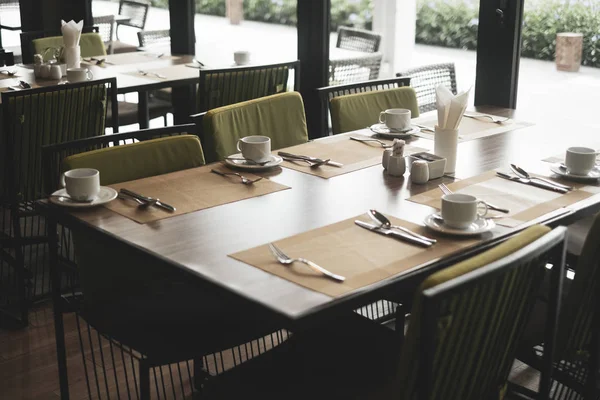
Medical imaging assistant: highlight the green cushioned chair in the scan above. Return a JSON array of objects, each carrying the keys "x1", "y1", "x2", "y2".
[
  {"x1": 33, "y1": 32, "x2": 107, "y2": 61},
  {"x1": 62, "y1": 135, "x2": 205, "y2": 185},
  {"x1": 201, "y1": 91, "x2": 308, "y2": 162},
  {"x1": 330, "y1": 86, "x2": 419, "y2": 135},
  {"x1": 202, "y1": 225, "x2": 566, "y2": 400}
]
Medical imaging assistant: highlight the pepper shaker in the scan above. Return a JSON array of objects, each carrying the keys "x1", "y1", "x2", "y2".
[{"x1": 411, "y1": 160, "x2": 430, "y2": 184}]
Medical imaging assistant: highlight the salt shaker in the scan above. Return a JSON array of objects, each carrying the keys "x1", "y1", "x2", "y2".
[
  {"x1": 411, "y1": 160, "x2": 430, "y2": 184},
  {"x1": 50, "y1": 65, "x2": 62, "y2": 80}
]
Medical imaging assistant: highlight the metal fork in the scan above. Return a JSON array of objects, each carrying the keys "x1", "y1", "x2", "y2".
[
  {"x1": 439, "y1": 183, "x2": 510, "y2": 214},
  {"x1": 281, "y1": 156, "x2": 330, "y2": 168},
  {"x1": 350, "y1": 136, "x2": 392, "y2": 148},
  {"x1": 211, "y1": 169, "x2": 262, "y2": 184},
  {"x1": 138, "y1": 69, "x2": 166, "y2": 79},
  {"x1": 268, "y1": 243, "x2": 345, "y2": 282},
  {"x1": 464, "y1": 113, "x2": 510, "y2": 124}
]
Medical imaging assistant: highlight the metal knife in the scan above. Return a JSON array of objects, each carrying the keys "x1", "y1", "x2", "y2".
[
  {"x1": 354, "y1": 220, "x2": 433, "y2": 247},
  {"x1": 278, "y1": 151, "x2": 344, "y2": 168},
  {"x1": 119, "y1": 188, "x2": 176, "y2": 212},
  {"x1": 495, "y1": 172, "x2": 569, "y2": 194}
]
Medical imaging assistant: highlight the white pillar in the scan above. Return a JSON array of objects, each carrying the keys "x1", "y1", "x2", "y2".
[{"x1": 373, "y1": 0, "x2": 416, "y2": 75}]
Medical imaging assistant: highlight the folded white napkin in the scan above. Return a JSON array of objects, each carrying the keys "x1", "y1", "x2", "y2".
[
  {"x1": 61, "y1": 19, "x2": 83, "y2": 48},
  {"x1": 436, "y1": 85, "x2": 471, "y2": 130}
]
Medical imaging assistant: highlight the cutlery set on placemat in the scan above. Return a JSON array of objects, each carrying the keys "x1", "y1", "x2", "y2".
[{"x1": 118, "y1": 188, "x2": 176, "y2": 212}]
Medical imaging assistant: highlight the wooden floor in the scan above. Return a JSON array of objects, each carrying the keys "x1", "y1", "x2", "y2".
[
  {"x1": 0, "y1": 300, "x2": 290, "y2": 400},
  {"x1": 1, "y1": 300, "x2": 542, "y2": 400}
]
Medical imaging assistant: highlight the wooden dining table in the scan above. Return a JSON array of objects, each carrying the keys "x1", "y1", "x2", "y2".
[
  {"x1": 0, "y1": 51, "x2": 201, "y2": 127},
  {"x1": 38, "y1": 106, "x2": 600, "y2": 396}
]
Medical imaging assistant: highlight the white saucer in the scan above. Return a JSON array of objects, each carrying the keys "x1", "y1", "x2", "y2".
[
  {"x1": 224, "y1": 153, "x2": 283, "y2": 170},
  {"x1": 424, "y1": 212, "x2": 496, "y2": 236},
  {"x1": 49, "y1": 187, "x2": 118, "y2": 208},
  {"x1": 369, "y1": 123, "x2": 421, "y2": 139},
  {"x1": 550, "y1": 163, "x2": 600, "y2": 181}
]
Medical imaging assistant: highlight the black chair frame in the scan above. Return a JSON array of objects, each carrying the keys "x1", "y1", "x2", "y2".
[
  {"x1": 0, "y1": 78, "x2": 118, "y2": 326},
  {"x1": 419, "y1": 227, "x2": 566, "y2": 400},
  {"x1": 41, "y1": 124, "x2": 291, "y2": 400},
  {"x1": 197, "y1": 60, "x2": 301, "y2": 113},
  {"x1": 316, "y1": 76, "x2": 412, "y2": 137}
]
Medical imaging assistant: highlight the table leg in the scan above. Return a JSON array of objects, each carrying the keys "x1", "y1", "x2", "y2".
[
  {"x1": 48, "y1": 216, "x2": 70, "y2": 400},
  {"x1": 138, "y1": 91, "x2": 150, "y2": 129},
  {"x1": 171, "y1": 85, "x2": 196, "y2": 125}
]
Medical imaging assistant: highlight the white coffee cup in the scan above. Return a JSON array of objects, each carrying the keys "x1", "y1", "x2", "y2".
[
  {"x1": 234, "y1": 50, "x2": 250, "y2": 66},
  {"x1": 60, "y1": 168, "x2": 100, "y2": 201},
  {"x1": 565, "y1": 147, "x2": 598, "y2": 175},
  {"x1": 237, "y1": 136, "x2": 271, "y2": 163},
  {"x1": 67, "y1": 67, "x2": 93, "y2": 83},
  {"x1": 441, "y1": 193, "x2": 488, "y2": 229},
  {"x1": 379, "y1": 108, "x2": 411, "y2": 131}
]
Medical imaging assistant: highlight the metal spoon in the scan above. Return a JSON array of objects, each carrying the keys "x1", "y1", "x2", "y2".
[
  {"x1": 49, "y1": 195, "x2": 94, "y2": 203},
  {"x1": 510, "y1": 164, "x2": 573, "y2": 191},
  {"x1": 225, "y1": 157, "x2": 271, "y2": 166},
  {"x1": 368, "y1": 209, "x2": 436, "y2": 244}
]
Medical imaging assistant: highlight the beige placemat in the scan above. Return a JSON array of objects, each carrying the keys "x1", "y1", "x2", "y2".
[
  {"x1": 230, "y1": 215, "x2": 480, "y2": 297},
  {"x1": 277, "y1": 134, "x2": 427, "y2": 179},
  {"x1": 85, "y1": 52, "x2": 181, "y2": 66},
  {"x1": 122, "y1": 65, "x2": 199, "y2": 82},
  {"x1": 412, "y1": 114, "x2": 534, "y2": 142},
  {"x1": 105, "y1": 165, "x2": 290, "y2": 224},
  {"x1": 408, "y1": 170, "x2": 599, "y2": 228}
]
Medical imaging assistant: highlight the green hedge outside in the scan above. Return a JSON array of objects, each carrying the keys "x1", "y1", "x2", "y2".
[
  {"x1": 150, "y1": 0, "x2": 600, "y2": 68},
  {"x1": 151, "y1": 0, "x2": 372, "y2": 31}
]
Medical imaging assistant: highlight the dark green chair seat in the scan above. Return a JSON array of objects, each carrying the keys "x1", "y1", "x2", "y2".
[
  {"x1": 203, "y1": 225, "x2": 564, "y2": 400},
  {"x1": 201, "y1": 91, "x2": 308, "y2": 162},
  {"x1": 330, "y1": 86, "x2": 419, "y2": 135}
]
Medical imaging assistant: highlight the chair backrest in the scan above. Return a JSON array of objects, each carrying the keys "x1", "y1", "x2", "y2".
[
  {"x1": 137, "y1": 29, "x2": 170, "y2": 48},
  {"x1": 197, "y1": 60, "x2": 300, "y2": 113},
  {"x1": 336, "y1": 26, "x2": 382, "y2": 53},
  {"x1": 393, "y1": 225, "x2": 565, "y2": 399},
  {"x1": 93, "y1": 15, "x2": 115, "y2": 45},
  {"x1": 62, "y1": 135, "x2": 204, "y2": 186},
  {"x1": 118, "y1": 0, "x2": 150, "y2": 30},
  {"x1": 1, "y1": 78, "x2": 118, "y2": 203},
  {"x1": 32, "y1": 32, "x2": 107, "y2": 61},
  {"x1": 329, "y1": 86, "x2": 419, "y2": 135},
  {"x1": 397, "y1": 63, "x2": 457, "y2": 113},
  {"x1": 200, "y1": 92, "x2": 308, "y2": 163},
  {"x1": 317, "y1": 77, "x2": 411, "y2": 136},
  {"x1": 41, "y1": 124, "x2": 198, "y2": 194},
  {"x1": 328, "y1": 52, "x2": 383, "y2": 86},
  {"x1": 20, "y1": 26, "x2": 98, "y2": 64},
  {"x1": 557, "y1": 212, "x2": 600, "y2": 364}
]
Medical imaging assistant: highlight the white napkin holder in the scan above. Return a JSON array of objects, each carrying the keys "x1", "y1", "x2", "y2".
[
  {"x1": 409, "y1": 152, "x2": 446, "y2": 180},
  {"x1": 64, "y1": 46, "x2": 81, "y2": 69},
  {"x1": 434, "y1": 126, "x2": 458, "y2": 174}
]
